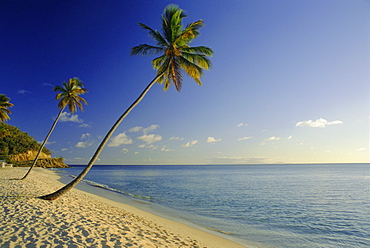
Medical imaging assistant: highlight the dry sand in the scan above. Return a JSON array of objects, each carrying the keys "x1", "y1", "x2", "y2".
[{"x1": 0, "y1": 167, "x2": 249, "y2": 248}]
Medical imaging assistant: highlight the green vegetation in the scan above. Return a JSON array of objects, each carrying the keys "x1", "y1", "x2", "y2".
[
  {"x1": 0, "y1": 94, "x2": 14, "y2": 122},
  {"x1": 0, "y1": 122, "x2": 50, "y2": 162}
]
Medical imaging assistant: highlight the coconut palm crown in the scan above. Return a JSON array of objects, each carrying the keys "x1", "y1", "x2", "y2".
[
  {"x1": 54, "y1": 78, "x2": 88, "y2": 114},
  {"x1": 0, "y1": 94, "x2": 14, "y2": 122},
  {"x1": 131, "y1": 4, "x2": 213, "y2": 91}
]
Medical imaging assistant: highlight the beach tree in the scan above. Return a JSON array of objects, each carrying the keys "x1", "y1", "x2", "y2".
[
  {"x1": 0, "y1": 94, "x2": 14, "y2": 122},
  {"x1": 21, "y1": 78, "x2": 87, "y2": 180},
  {"x1": 39, "y1": 4, "x2": 212, "y2": 200}
]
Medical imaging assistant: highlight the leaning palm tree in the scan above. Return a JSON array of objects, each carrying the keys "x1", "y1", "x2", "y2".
[
  {"x1": 40, "y1": 4, "x2": 212, "y2": 200},
  {"x1": 21, "y1": 78, "x2": 87, "y2": 180},
  {"x1": 0, "y1": 94, "x2": 14, "y2": 122}
]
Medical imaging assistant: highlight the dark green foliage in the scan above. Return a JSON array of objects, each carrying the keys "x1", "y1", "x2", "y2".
[{"x1": 0, "y1": 123, "x2": 51, "y2": 159}]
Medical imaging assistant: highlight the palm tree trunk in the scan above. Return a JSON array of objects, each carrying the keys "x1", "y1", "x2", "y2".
[
  {"x1": 39, "y1": 74, "x2": 163, "y2": 200},
  {"x1": 21, "y1": 107, "x2": 65, "y2": 180}
]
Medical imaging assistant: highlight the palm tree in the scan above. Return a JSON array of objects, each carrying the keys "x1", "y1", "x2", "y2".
[
  {"x1": 39, "y1": 4, "x2": 212, "y2": 200},
  {"x1": 21, "y1": 78, "x2": 87, "y2": 180},
  {"x1": 0, "y1": 94, "x2": 14, "y2": 122}
]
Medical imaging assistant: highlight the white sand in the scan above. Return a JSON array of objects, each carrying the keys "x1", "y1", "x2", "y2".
[{"x1": 0, "y1": 167, "x2": 249, "y2": 248}]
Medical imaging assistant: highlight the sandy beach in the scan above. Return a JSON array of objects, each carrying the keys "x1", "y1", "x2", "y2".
[{"x1": 0, "y1": 167, "x2": 248, "y2": 248}]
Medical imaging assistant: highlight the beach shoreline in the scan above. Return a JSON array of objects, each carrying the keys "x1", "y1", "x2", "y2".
[{"x1": 0, "y1": 167, "x2": 250, "y2": 247}]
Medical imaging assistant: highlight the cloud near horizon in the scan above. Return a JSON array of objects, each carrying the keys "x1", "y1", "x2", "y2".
[
  {"x1": 238, "y1": 136, "x2": 252, "y2": 141},
  {"x1": 59, "y1": 112, "x2": 83, "y2": 123},
  {"x1": 210, "y1": 156, "x2": 268, "y2": 164},
  {"x1": 296, "y1": 118, "x2": 343, "y2": 128},
  {"x1": 207, "y1": 137, "x2": 222, "y2": 143},
  {"x1": 137, "y1": 134, "x2": 162, "y2": 144},
  {"x1": 265, "y1": 136, "x2": 281, "y2": 141},
  {"x1": 182, "y1": 140, "x2": 198, "y2": 147},
  {"x1": 108, "y1": 133, "x2": 133, "y2": 147},
  {"x1": 169, "y1": 137, "x2": 184, "y2": 141}
]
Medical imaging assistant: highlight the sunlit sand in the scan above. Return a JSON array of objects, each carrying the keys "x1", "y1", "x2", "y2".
[{"x1": 0, "y1": 167, "x2": 247, "y2": 247}]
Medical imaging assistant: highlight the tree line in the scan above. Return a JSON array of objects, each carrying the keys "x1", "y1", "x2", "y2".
[{"x1": 0, "y1": 122, "x2": 51, "y2": 161}]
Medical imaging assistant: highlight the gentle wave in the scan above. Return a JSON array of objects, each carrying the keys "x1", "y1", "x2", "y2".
[{"x1": 68, "y1": 174, "x2": 152, "y2": 200}]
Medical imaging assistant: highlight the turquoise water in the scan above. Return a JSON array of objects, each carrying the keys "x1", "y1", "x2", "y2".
[{"x1": 56, "y1": 163, "x2": 370, "y2": 247}]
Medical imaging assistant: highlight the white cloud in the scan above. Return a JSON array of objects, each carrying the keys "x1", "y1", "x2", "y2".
[
  {"x1": 81, "y1": 133, "x2": 90, "y2": 139},
  {"x1": 142, "y1": 124, "x2": 159, "y2": 134},
  {"x1": 182, "y1": 140, "x2": 198, "y2": 147},
  {"x1": 296, "y1": 118, "x2": 343, "y2": 128},
  {"x1": 61, "y1": 148, "x2": 68, "y2": 151},
  {"x1": 238, "y1": 136, "x2": 252, "y2": 141},
  {"x1": 161, "y1": 146, "x2": 174, "y2": 152},
  {"x1": 237, "y1": 123, "x2": 248, "y2": 127},
  {"x1": 121, "y1": 148, "x2": 129, "y2": 153},
  {"x1": 210, "y1": 156, "x2": 268, "y2": 164},
  {"x1": 265, "y1": 136, "x2": 281, "y2": 141},
  {"x1": 75, "y1": 141, "x2": 93, "y2": 148},
  {"x1": 59, "y1": 112, "x2": 83, "y2": 123},
  {"x1": 108, "y1": 133, "x2": 133, "y2": 147},
  {"x1": 17, "y1": 89, "x2": 31, "y2": 94},
  {"x1": 138, "y1": 144, "x2": 158, "y2": 150},
  {"x1": 79, "y1": 123, "x2": 91, "y2": 128},
  {"x1": 137, "y1": 134, "x2": 162, "y2": 144},
  {"x1": 169, "y1": 137, "x2": 184, "y2": 141},
  {"x1": 207, "y1": 137, "x2": 222, "y2": 143},
  {"x1": 128, "y1": 126, "x2": 143, "y2": 133},
  {"x1": 288, "y1": 136, "x2": 293, "y2": 139},
  {"x1": 357, "y1": 148, "x2": 367, "y2": 151},
  {"x1": 43, "y1": 83, "x2": 54, "y2": 87}
]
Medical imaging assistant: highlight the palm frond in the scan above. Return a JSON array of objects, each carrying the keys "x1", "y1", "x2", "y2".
[
  {"x1": 181, "y1": 46, "x2": 213, "y2": 56},
  {"x1": 176, "y1": 20, "x2": 204, "y2": 44},
  {"x1": 178, "y1": 56, "x2": 204, "y2": 83},
  {"x1": 138, "y1": 23, "x2": 168, "y2": 47},
  {"x1": 162, "y1": 4, "x2": 187, "y2": 43},
  {"x1": 181, "y1": 52, "x2": 212, "y2": 70},
  {"x1": 152, "y1": 55, "x2": 168, "y2": 70},
  {"x1": 131, "y1": 44, "x2": 164, "y2": 56}
]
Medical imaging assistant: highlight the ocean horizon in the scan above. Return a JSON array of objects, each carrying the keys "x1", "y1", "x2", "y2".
[{"x1": 54, "y1": 163, "x2": 370, "y2": 247}]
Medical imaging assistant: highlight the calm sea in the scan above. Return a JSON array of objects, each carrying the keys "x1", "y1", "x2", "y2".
[{"x1": 55, "y1": 163, "x2": 370, "y2": 248}]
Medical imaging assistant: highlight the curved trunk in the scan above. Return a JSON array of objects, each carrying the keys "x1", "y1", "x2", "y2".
[
  {"x1": 21, "y1": 107, "x2": 65, "y2": 180},
  {"x1": 39, "y1": 74, "x2": 162, "y2": 200}
]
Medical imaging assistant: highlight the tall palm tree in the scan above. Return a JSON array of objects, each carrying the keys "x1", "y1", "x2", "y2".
[
  {"x1": 0, "y1": 94, "x2": 14, "y2": 122},
  {"x1": 39, "y1": 4, "x2": 212, "y2": 200},
  {"x1": 21, "y1": 78, "x2": 87, "y2": 180}
]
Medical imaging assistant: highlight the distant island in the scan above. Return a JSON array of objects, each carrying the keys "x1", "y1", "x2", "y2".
[{"x1": 0, "y1": 123, "x2": 68, "y2": 168}]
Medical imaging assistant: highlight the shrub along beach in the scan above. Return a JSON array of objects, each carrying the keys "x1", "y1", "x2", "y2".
[{"x1": 0, "y1": 167, "x2": 247, "y2": 247}]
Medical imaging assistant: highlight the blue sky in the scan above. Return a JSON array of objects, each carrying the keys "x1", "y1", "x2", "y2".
[{"x1": 1, "y1": 0, "x2": 369, "y2": 165}]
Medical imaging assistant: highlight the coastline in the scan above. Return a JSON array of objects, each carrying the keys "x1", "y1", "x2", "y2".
[{"x1": 0, "y1": 167, "x2": 250, "y2": 247}]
